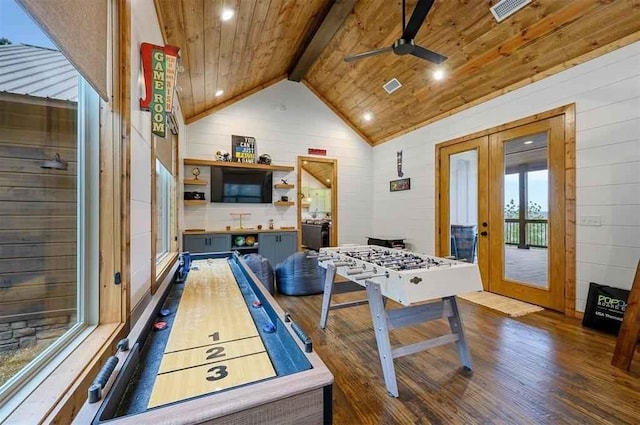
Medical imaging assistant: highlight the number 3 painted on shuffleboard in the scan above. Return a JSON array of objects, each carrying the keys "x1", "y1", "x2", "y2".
[{"x1": 206, "y1": 365, "x2": 228, "y2": 381}]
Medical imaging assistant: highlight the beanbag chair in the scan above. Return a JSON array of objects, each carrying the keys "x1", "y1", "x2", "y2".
[
  {"x1": 275, "y1": 252, "x2": 325, "y2": 296},
  {"x1": 243, "y1": 253, "x2": 275, "y2": 295}
]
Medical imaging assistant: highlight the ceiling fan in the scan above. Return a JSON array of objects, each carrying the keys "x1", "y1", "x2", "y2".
[{"x1": 344, "y1": 0, "x2": 447, "y2": 64}]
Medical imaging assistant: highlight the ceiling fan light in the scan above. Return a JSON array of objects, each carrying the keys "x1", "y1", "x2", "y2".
[
  {"x1": 221, "y1": 8, "x2": 234, "y2": 21},
  {"x1": 432, "y1": 69, "x2": 445, "y2": 81}
]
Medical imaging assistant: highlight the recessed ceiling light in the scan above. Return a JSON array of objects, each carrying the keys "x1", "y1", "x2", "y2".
[
  {"x1": 326, "y1": 178, "x2": 331, "y2": 182},
  {"x1": 363, "y1": 112, "x2": 373, "y2": 121},
  {"x1": 524, "y1": 140, "x2": 533, "y2": 145},
  {"x1": 215, "y1": 89, "x2": 224, "y2": 97},
  {"x1": 221, "y1": 8, "x2": 234, "y2": 21},
  {"x1": 432, "y1": 69, "x2": 445, "y2": 81},
  {"x1": 303, "y1": 161, "x2": 308, "y2": 164}
]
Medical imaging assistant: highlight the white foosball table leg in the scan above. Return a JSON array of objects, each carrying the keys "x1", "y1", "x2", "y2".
[
  {"x1": 365, "y1": 280, "x2": 399, "y2": 397},
  {"x1": 320, "y1": 263, "x2": 337, "y2": 329},
  {"x1": 444, "y1": 295, "x2": 473, "y2": 370},
  {"x1": 320, "y1": 263, "x2": 370, "y2": 329},
  {"x1": 364, "y1": 282, "x2": 474, "y2": 398}
]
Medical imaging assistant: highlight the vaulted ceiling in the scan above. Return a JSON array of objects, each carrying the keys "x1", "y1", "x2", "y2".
[{"x1": 155, "y1": 0, "x2": 640, "y2": 145}]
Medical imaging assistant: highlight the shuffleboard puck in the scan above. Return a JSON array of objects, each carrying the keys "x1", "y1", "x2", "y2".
[
  {"x1": 159, "y1": 308, "x2": 171, "y2": 317},
  {"x1": 252, "y1": 300, "x2": 262, "y2": 308},
  {"x1": 262, "y1": 323, "x2": 276, "y2": 333},
  {"x1": 153, "y1": 321, "x2": 168, "y2": 331}
]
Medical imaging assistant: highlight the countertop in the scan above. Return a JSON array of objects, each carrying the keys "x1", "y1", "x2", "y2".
[{"x1": 184, "y1": 228, "x2": 298, "y2": 235}]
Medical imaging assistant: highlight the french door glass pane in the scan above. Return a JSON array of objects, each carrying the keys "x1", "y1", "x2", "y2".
[
  {"x1": 448, "y1": 150, "x2": 478, "y2": 263},
  {"x1": 503, "y1": 132, "x2": 549, "y2": 288}
]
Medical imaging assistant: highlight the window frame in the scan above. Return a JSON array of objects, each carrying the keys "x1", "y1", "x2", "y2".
[{"x1": 1, "y1": 0, "x2": 129, "y2": 421}]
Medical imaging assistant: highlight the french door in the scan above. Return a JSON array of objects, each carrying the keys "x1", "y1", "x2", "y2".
[
  {"x1": 488, "y1": 116, "x2": 565, "y2": 311},
  {"x1": 438, "y1": 115, "x2": 567, "y2": 311},
  {"x1": 438, "y1": 137, "x2": 489, "y2": 289}
]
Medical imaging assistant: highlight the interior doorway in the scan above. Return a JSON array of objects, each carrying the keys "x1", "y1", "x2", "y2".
[
  {"x1": 436, "y1": 106, "x2": 575, "y2": 314},
  {"x1": 297, "y1": 156, "x2": 338, "y2": 251}
]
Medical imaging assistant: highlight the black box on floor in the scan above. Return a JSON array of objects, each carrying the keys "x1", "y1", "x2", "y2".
[{"x1": 582, "y1": 282, "x2": 629, "y2": 335}]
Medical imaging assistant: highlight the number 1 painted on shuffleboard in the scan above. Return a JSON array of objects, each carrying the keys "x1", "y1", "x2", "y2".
[{"x1": 208, "y1": 331, "x2": 220, "y2": 342}]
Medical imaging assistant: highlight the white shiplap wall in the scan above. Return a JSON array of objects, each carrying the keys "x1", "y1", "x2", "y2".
[
  {"x1": 184, "y1": 80, "x2": 373, "y2": 245},
  {"x1": 129, "y1": 0, "x2": 186, "y2": 310},
  {"x1": 373, "y1": 41, "x2": 640, "y2": 312}
]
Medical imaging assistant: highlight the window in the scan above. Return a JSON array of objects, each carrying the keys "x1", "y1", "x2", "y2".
[
  {"x1": 0, "y1": 58, "x2": 100, "y2": 404},
  {"x1": 0, "y1": 1, "x2": 107, "y2": 416},
  {"x1": 156, "y1": 159, "x2": 174, "y2": 260}
]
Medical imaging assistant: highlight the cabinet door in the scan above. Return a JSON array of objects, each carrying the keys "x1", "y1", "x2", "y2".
[
  {"x1": 183, "y1": 235, "x2": 208, "y2": 253},
  {"x1": 258, "y1": 234, "x2": 278, "y2": 265},
  {"x1": 275, "y1": 233, "x2": 297, "y2": 265},
  {"x1": 209, "y1": 234, "x2": 231, "y2": 252}
]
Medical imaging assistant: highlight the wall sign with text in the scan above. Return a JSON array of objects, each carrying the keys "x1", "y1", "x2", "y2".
[
  {"x1": 140, "y1": 43, "x2": 180, "y2": 138},
  {"x1": 231, "y1": 135, "x2": 256, "y2": 163}
]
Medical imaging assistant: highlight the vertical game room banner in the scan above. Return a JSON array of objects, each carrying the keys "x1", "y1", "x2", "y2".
[{"x1": 140, "y1": 43, "x2": 180, "y2": 138}]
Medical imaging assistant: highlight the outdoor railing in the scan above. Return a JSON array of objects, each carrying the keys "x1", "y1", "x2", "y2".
[{"x1": 504, "y1": 218, "x2": 548, "y2": 248}]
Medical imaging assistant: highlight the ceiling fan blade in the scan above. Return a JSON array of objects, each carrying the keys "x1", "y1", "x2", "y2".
[
  {"x1": 411, "y1": 45, "x2": 447, "y2": 64},
  {"x1": 344, "y1": 46, "x2": 393, "y2": 62},
  {"x1": 402, "y1": 0, "x2": 436, "y2": 40}
]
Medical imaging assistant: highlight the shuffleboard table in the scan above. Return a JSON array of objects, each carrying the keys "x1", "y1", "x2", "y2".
[{"x1": 77, "y1": 252, "x2": 333, "y2": 424}]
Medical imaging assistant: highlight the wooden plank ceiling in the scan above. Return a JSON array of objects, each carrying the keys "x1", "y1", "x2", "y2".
[
  {"x1": 155, "y1": 0, "x2": 640, "y2": 145},
  {"x1": 154, "y1": 0, "x2": 331, "y2": 123},
  {"x1": 302, "y1": 160, "x2": 333, "y2": 188}
]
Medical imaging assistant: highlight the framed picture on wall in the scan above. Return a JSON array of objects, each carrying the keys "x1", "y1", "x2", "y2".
[{"x1": 390, "y1": 178, "x2": 410, "y2": 192}]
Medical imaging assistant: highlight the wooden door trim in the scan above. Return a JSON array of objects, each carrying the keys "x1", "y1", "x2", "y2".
[
  {"x1": 435, "y1": 104, "x2": 576, "y2": 316},
  {"x1": 296, "y1": 156, "x2": 338, "y2": 250}
]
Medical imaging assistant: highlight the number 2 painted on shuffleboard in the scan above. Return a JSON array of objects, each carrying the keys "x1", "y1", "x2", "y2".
[{"x1": 206, "y1": 346, "x2": 225, "y2": 360}]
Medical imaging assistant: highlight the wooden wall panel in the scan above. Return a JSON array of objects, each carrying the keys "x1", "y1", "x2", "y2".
[{"x1": 0, "y1": 99, "x2": 78, "y2": 323}]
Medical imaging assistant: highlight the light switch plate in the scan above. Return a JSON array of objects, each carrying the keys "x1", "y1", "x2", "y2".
[{"x1": 580, "y1": 215, "x2": 602, "y2": 226}]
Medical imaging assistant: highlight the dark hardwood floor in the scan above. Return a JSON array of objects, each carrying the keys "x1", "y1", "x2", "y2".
[{"x1": 275, "y1": 291, "x2": 640, "y2": 425}]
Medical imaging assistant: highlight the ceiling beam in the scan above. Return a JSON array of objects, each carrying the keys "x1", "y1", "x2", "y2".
[{"x1": 288, "y1": 0, "x2": 358, "y2": 82}]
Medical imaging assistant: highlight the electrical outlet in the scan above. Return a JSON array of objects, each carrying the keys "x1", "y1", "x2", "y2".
[{"x1": 580, "y1": 215, "x2": 602, "y2": 226}]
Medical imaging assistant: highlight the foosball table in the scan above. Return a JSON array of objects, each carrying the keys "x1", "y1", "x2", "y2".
[{"x1": 318, "y1": 245, "x2": 483, "y2": 397}]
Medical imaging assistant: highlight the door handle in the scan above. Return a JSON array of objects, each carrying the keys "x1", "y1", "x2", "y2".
[{"x1": 480, "y1": 231, "x2": 488, "y2": 236}]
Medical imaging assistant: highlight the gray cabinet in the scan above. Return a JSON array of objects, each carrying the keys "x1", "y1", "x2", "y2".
[
  {"x1": 183, "y1": 234, "x2": 230, "y2": 253},
  {"x1": 259, "y1": 232, "x2": 297, "y2": 266}
]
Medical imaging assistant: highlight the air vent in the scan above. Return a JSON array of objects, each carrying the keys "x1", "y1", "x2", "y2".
[
  {"x1": 383, "y1": 78, "x2": 402, "y2": 94},
  {"x1": 490, "y1": 0, "x2": 531, "y2": 22}
]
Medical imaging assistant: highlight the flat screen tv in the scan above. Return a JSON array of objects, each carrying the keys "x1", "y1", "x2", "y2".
[{"x1": 210, "y1": 166, "x2": 273, "y2": 203}]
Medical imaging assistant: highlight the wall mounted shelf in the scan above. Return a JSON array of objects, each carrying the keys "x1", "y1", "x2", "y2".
[
  {"x1": 184, "y1": 158, "x2": 294, "y2": 172},
  {"x1": 184, "y1": 178, "x2": 207, "y2": 185},
  {"x1": 184, "y1": 200, "x2": 207, "y2": 206},
  {"x1": 274, "y1": 201, "x2": 294, "y2": 207},
  {"x1": 274, "y1": 183, "x2": 295, "y2": 189}
]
